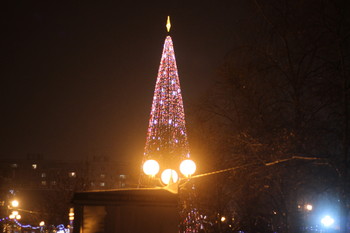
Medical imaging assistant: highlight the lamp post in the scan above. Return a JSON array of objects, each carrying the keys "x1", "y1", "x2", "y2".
[
  {"x1": 7, "y1": 199, "x2": 19, "y2": 219},
  {"x1": 9, "y1": 210, "x2": 21, "y2": 220},
  {"x1": 68, "y1": 207, "x2": 74, "y2": 232},
  {"x1": 7, "y1": 199, "x2": 21, "y2": 232},
  {"x1": 321, "y1": 215, "x2": 335, "y2": 232},
  {"x1": 142, "y1": 158, "x2": 196, "y2": 186},
  {"x1": 39, "y1": 221, "x2": 45, "y2": 232}
]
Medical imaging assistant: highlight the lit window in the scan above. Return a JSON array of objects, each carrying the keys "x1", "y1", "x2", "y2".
[
  {"x1": 41, "y1": 173, "x2": 46, "y2": 178},
  {"x1": 32, "y1": 164, "x2": 37, "y2": 169},
  {"x1": 69, "y1": 172, "x2": 76, "y2": 178},
  {"x1": 51, "y1": 181, "x2": 57, "y2": 186},
  {"x1": 41, "y1": 181, "x2": 47, "y2": 186},
  {"x1": 11, "y1": 164, "x2": 18, "y2": 168},
  {"x1": 90, "y1": 182, "x2": 95, "y2": 187},
  {"x1": 100, "y1": 174, "x2": 105, "y2": 179},
  {"x1": 119, "y1": 175, "x2": 126, "y2": 179},
  {"x1": 100, "y1": 182, "x2": 105, "y2": 187}
]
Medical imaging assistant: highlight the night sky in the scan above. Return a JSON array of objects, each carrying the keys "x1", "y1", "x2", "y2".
[{"x1": 1, "y1": 1, "x2": 250, "y2": 164}]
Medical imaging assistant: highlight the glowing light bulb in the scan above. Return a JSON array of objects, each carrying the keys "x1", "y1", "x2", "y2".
[
  {"x1": 161, "y1": 169, "x2": 178, "y2": 185},
  {"x1": 11, "y1": 200, "x2": 19, "y2": 207},
  {"x1": 143, "y1": 160, "x2": 160, "y2": 176},
  {"x1": 180, "y1": 159, "x2": 196, "y2": 177},
  {"x1": 305, "y1": 204, "x2": 313, "y2": 211},
  {"x1": 321, "y1": 215, "x2": 334, "y2": 227}
]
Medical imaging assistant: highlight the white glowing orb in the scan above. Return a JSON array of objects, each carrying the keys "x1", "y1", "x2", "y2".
[
  {"x1": 161, "y1": 169, "x2": 178, "y2": 185},
  {"x1": 321, "y1": 215, "x2": 334, "y2": 227},
  {"x1": 180, "y1": 159, "x2": 196, "y2": 177},
  {"x1": 305, "y1": 204, "x2": 313, "y2": 211},
  {"x1": 143, "y1": 160, "x2": 160, "y2": 176},
  {"x1": 11, "y1": 200, "x2": 19, "y2": 207}
]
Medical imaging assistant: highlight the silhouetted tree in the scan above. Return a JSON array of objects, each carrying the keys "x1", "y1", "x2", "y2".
[{"x1": 189, "y1": 0, "x2": 350, "y2": 232}]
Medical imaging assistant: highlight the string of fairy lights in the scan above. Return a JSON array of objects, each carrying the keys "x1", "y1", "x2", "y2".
[
  {"x1": 143, "y1": 35, "x2": 190, "y2": 166},
  {"x1": 0, "y1": 217, "x2": 70, "y2": 232},
  {"x1": 13, "y1": 219, "x2": 41, "y2": 230},
  {"x1": 0, "y1": 217, "x2": 40, "y2": 230}
]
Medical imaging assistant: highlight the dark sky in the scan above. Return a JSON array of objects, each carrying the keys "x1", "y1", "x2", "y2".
[{"x1": 1, "y1": 1, "x2": 251, "y2": 163}]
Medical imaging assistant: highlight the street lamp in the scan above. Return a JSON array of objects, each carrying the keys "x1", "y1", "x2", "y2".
[
  {"x1": 68, "y1": 207, "x2": 74, "y2": 232},
  {"x1": 11, "y1": 200, "x2": 19, "y2": 208},
  {"x1": 143, "y1": 160, "x2": 160, "y2": 177},
  {"x1": 321, "y1": 215, "x2": 334, "y2": 227},
  {"x1": 305, "y1": 204, "x2": 313, "y2": 211},
  {"x1": 39, "y1": 221, "x2": 45, "y2": 233},
  {"x1": 142, "y1": 158, "x2": 196, "y2": 185},
  {"x1": 161, "y1": 169, "x2": 178, "y2": 184},
  {"x1": 179, "y1": 160, "x2": 196, "y2": 177},
  {"x1": 9, "y1": 211, "x2": 21, "y2": 220}
]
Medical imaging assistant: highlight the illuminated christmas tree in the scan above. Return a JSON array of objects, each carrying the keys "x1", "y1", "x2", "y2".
[
  {"x1": 142, "y1": 17, "x2": 190, "y2": 172},
  {"x1": 140, "y1": 17, "x2": 204, "y2": 233}
]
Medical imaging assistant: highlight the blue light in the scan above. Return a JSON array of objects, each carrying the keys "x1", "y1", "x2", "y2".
[{"x1": 321, "y1": 215, "x2": 334, "y2": 227}]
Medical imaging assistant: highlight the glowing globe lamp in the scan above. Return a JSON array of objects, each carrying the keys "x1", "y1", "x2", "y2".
[
  {"x1": 161, "y1": 169, "x2": 178, "y2": 185},
  {"x1": 305, "y1": 204, "x2": 313, "y2": 211},
  {"x1": 143, "y1": 160, "x2": 160, "y2": 176},
  {"x1": 321, "y1": 215, "x2": 334, "y2": 227},
  {"x1": 11, "y1": 200, "x2": 19, "y2": 208},
  {"x1": 180, "y1": 159, "x2": 196, "y2": 177}
]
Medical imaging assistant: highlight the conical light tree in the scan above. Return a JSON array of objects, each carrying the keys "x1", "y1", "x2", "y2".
[
  {"x1": 141, "y1": 17, "x2": 192, "y2": 181},
  {"x1": 140, "y1": 17, "x2": 203, "y2": 233}
]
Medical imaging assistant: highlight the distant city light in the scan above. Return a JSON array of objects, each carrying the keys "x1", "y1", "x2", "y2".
[
  {"x1": 11, "y1": 200, "x2": 19, "y2": 207},
  {"x1": 69, "y1": 207, "x2": 74, "y2": 221},
  {"x1": 305, "y1": 204, "x2": 313, "y2": 211}
]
